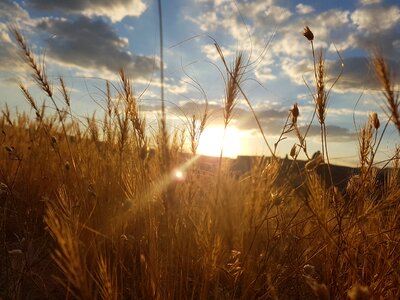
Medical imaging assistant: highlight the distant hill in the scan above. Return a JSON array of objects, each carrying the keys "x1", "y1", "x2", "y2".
[{"x1": 190, "y1": 154, "x2": 390, "y2": 193}]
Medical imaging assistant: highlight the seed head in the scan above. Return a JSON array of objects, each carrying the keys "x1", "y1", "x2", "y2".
[
  {"x1": 303, "y1": 26, "x2": 314, "y2": 41},
  {"x1": 291, "y1": 103, "x2": 299, "y2": 124},
  {"x1": 370, "y1": 112, "x2": 380, "y2": 130},
  {"x1": 290, "y1": 144, "x2": 297, "y2": 158}
]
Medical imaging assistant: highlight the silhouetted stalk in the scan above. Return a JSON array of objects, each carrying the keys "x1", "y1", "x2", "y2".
[
  {"x1": 215, "y1": 51, "x2": 244, "y2": 204},
  {"x1": 158, "y1": 0, "x2": 172, "y2": 212},
  {"x1": 214, "y1": 42, "x2": 275, "y2": 158},
  {"x1": 373, "y1": 54, "x2": 400, "y2": 133},
  {"x1": 12, "y1": 28, "x2": 78, "y2": 178},
  {"x1": 304, "y1": 27, "x2": 335, "y2": 186},
  {"x1": 158, "y1": 0, "x2": 168, "y2": 164}
]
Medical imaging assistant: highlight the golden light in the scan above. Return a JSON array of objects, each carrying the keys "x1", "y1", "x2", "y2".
[
  {"x1": 197, "y1": 126, "x2": 241, "y2": 158},
  {"x1": 174, "y1": 169, "x2": 185, "y2": 180}
]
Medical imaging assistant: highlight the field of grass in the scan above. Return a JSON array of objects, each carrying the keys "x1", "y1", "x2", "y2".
[{"x1": 1, "y1": 27, "x2": 400, "y2": 299}]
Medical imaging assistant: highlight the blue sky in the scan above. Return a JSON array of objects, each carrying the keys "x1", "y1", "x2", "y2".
[{"x1": 0, "y1": 0, "x2": 399, "y2": 166}]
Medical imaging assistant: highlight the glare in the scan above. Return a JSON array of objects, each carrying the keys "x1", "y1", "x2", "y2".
[
  {"x1": 174, "y1": 169, "x2": 185, "y2": 180},
  {"x1": 197, "y1": 127, "x2": 241, "y2": 158}
]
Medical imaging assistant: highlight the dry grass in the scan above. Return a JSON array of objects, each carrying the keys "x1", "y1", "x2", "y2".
[
  {"x1": 1, "y1": 28, "x2": 400, "y2": 300},
  {"x1": 373, "y1": 53, "x2": 400, "y2": 133}
]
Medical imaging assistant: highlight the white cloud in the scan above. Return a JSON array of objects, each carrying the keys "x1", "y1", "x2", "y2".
[
  {"x1": 27, "y1": 0, "x2": 147, "y2": 23},
  {"x1": 326, "y1": 107, "x2": 370, "y2": 117},
  {"x1": 296, "y1": 4, "x2": 314, "y2": 15},
  {"x1": 313, "y1": 9, "x2": 350, "y2": 39},
  {"x1": 221, "y1": 16, "x2": 250, "y2": 41},
  {"x1": 266, "y1": 9, "x2": 349, "y2": 59},
  {"x1": 85, "y1": 1, "x2": 146, "y2": 22},
  {"x1": 238, "y1": 0, "x2": 273, "y2": 16},
  {"x1": 328, "y1": 34, "x2": 357, "y2": 52},
  {"x1": 359, "y1": 0, "x2": 382, "y2": 5},
  {"x1": 265, "y1": 5, "x2": 292, "y2": 23},
  {"x1": 0, "y1": 1, "x2": 37, "y2": 80},
  {"x1": 0, "y1": 29, "x2": 27, "y2": 73},
  {"x1": 202, "y1": 44, "x2": 233, "y2": 61},
  {"x1": 281, "y1": 57, "x2": 311, "y2": 85},
  {"x1": 195, "y1": 10, "x2": 218, "y2": 31},
  {"x1": 166, "y1": 81, "x2": 188, "y2": 94},
  {"x1": 351, "y1": 6, "x2": 400, "y2": 33},
  {"x1": 272, "y1": 33, "x2": 309, "y2": 58},
  {"x1": 316, "y1": 9, "x2": 350, "y2": 28},
  {"x1": 0, "y1": 0, "x2": 30, "y2": 21},
  {"x1": 254, "y1": 67, "x2": 276, "y2": 81}
]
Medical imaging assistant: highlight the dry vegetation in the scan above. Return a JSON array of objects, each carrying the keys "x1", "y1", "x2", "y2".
[{"x1": 1, "y1": 27, "x2": 400, "y2": 300}]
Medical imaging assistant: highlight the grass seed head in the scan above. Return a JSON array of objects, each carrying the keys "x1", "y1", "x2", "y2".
[
  {"x1": 303, "y1": 26, "x2": 314, "y2": 41},
  {"x1": 370, "y1": 112, "x2": 380, "y2": 130},
  {"x1": 291, "y1": 103, "x2": 299, "y2": 124},
  {"x1": 290, "y1": 144, "x2": 296, "y2": 158},
  {"x1": 373, "y1": 54, "x2": 400, "y2": 133}
]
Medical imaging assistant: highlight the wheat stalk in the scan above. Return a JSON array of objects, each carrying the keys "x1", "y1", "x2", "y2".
[{"x1": 373, "y1": 54, "x2": 400, "y2": 133}]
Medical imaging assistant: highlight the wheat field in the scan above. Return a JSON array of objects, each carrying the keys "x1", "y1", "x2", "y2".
[{"x1": 1, "y1": 26, "x2": 400, "y2": 299}]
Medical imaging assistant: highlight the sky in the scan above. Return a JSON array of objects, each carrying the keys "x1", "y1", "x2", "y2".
[{"x1": 0, "y1": 0, "x2": 399, "y2": 166}]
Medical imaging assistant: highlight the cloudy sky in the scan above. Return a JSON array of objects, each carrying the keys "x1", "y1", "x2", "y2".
[{"x1": 0, "y1": 0, "x2": 399, "y2": 166}]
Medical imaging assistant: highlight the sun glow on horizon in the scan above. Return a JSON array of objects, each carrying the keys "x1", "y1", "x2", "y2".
[{"x1": 197, "y1": 127, "x2": 242, "y2": 158}]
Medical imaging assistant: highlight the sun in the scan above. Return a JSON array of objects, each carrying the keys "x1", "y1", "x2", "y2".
[{"x1": 197, "y1": 126, "x2": 241, "y2": 158}]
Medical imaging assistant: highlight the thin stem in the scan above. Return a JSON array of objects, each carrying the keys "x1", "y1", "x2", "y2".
[
  {"x1": 157, "y1": 0, "x2": 169, "y2": 174},
  {"x1": 158, "y1": 0, "x2": 165, "y2": 125},
  {"x1": 215, "y1": 127, "x2": 227, "y2": 204}
]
